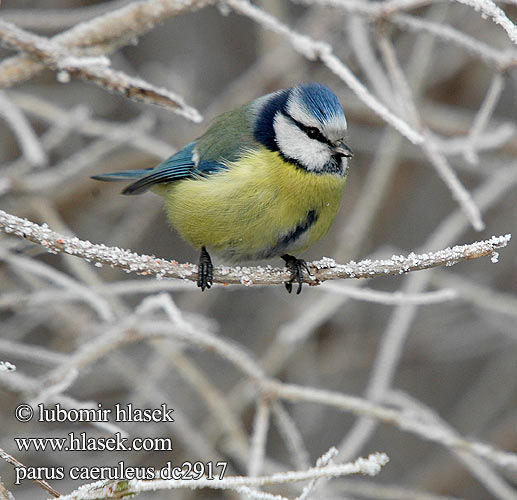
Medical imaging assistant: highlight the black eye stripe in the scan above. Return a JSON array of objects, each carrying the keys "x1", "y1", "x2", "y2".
[{"x1": 283, "y1": 112, "x2": 332, "y2": 147}]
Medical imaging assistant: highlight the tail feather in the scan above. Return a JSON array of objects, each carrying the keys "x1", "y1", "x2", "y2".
[{"x1": 91, "y1": 168, "x2": 152, "y2": 183}]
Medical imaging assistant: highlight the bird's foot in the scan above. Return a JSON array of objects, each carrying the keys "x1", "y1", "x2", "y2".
[
  {"x1": 197, "y1": 246, "x2": 213, "y2": 291},
  {"x1": 281, "y1": 254, "x2": 311, "y2": 294}
]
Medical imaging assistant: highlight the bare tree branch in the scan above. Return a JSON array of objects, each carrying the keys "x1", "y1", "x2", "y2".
[
  {"x1": 0, "y1": 20, "x2": 202, "y2": 121},
  {"x1": 51, "y1": 452, "x2": 389, "y2": 500},
  {"x1": 0, "y1": 209, "x2": 511, "y2": 288},
  {"x1": 0, "y1": 0, "x2": 216, "y2": 88}
]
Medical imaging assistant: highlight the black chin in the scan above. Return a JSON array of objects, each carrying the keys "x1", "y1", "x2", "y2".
[{"x1": 324, "y1": 156, "x2": 346, "y2": 176}]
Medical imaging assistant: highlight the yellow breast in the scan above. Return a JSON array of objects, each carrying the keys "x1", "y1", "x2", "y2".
[{"x1": 157, "y1": 147, "x2": 346, "y2": 261}]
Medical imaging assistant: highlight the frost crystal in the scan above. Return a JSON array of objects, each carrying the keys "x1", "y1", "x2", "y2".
[
  {"x1": 354, "y1": 452, "x2": 390, "y2": 476},
  {"x1": 0, "y1": 361, "x2": 16, "y2": 372},
  {"x1": 57, "y1": 70, "x2": 71, "y2": 83}
]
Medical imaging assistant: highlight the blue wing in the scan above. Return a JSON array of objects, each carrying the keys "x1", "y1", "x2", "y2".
[
  {"x1": 92, "y1": 142, "x2": 227, "y2": 195},
  {"x1": 122, "y1": 142, "x2": 198, "y2": 195},
  {"x1": 92, "y1": 105, "x2": 257, "y2": 195}
]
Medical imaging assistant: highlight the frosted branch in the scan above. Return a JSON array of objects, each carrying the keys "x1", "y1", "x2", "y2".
[
  {"x1": 0, "y1": 0, "x2": 216, "y2": 88},
  {"x1": 0, "y1": 20, "x2": 201, "y2": 121},
  {"x1": 0, "y1": 210, "x2": 511, "y2": 288},
  {"x1": 53, "y1": 453, "x2": 389, "y2": 500},
  {"x1": 295, "y1": 447, "x2": 338, "y2": 500},
  {"x1": 453, "y1": 0, "x2": 517, "y2": 44}
]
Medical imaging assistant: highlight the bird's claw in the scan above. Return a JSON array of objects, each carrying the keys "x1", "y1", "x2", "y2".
[
  {"x1": 197, "y1": 246, "x2": 213, "y2": 291},
  {"x1": 281, "y1": 254, "x2": 311, "y2": 294}
]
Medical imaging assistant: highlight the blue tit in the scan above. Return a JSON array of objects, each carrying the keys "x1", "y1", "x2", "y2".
[{"x1": 92, "y1": 82, "x2": 353, "y2": 293}]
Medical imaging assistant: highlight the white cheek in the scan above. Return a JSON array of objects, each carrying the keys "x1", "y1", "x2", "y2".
[{"x1": 273, "y1": 114, "x2": 330, "y2": 172}]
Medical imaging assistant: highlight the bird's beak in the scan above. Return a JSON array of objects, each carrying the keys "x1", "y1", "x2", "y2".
[{"x1": 333, "y1": 140, "x2": 353, "y2": 158}]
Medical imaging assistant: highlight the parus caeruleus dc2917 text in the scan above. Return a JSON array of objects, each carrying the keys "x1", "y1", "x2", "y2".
[{"x1": 92, "y1": 83, "x2": 353, "y2": 293}]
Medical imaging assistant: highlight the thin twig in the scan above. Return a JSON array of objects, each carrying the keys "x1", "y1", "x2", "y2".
[
  {"x1": 248, "y1": 397, "x2": 271, "y2": 478},
  {"x1": 464, "y1": 71, "x2": 506, "y2": 164},
  {"x1": 0, "y1": 91, "x2": 47, "y2": 167},
  {"x1": 0, "y1": 448, "x2": 61, "y2": 498},
  {"x1": 387, "y1": 390, "x2": 517, "y2": 500},
  {"x1": 9, "y1": 91, "x2": 175, "y2": 159},
  {"x1": 51, "y1": 453, "x2": 390, "y2": 500},
  {"x1": 271, "y1": 402, "x2": 311, "y2": 471},
  {"x1": 1, "y1": 1, "x2": 132, "y2": 31},
  {"x1": 270, "y1": 381, "x2": 517, "y2": 471},
  {"x1": 376, "y1": 31, "x2": 485, "y2": 230}
]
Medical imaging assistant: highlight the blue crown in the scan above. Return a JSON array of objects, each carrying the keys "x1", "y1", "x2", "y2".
[{"x1": 295, "y1": 83, "x2": 345, "y2": 124}]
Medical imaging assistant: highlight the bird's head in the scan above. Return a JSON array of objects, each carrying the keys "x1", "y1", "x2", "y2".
[{"x1": 252, "y1": 83, "x2": 352, "y2": 176}]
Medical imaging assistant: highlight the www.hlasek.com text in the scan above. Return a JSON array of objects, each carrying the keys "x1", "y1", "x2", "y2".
[{"x1": 15, "y1": 432, "x2": 172, "y2": 452}]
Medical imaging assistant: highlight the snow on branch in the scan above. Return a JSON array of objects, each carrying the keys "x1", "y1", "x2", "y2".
[
  {"x1": 0, "y1": 0, "x2": 216, "y2": 88},
  {"x1": 0, "y1": 361, "x2": 16, "y2": 372},
  {"x1": 453, "y1": 0, "x2": 517, "y2": 44},
  {"x1": 0, "y1": 210, "x2": 511, "y2": 289},
  {"x1": 0, "y1": 20, "x2": 202, "y2": 121},
  {"x1": 50, "y1": 452, "x2": 389, "y2": 500}
]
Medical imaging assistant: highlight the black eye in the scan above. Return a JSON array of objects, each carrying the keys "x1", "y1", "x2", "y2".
[{"x1": 306, "y1": 127, "x2": 320, "y2": 139}]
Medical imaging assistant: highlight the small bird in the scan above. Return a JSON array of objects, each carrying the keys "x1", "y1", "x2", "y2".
[{"x1": 92, "y1": 83, "x2": 352, "y2": 293}]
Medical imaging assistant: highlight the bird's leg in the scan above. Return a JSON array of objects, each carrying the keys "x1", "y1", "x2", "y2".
[
  {"x1": 281, "y1": 254, "x2": 311, "y2": 294},
  {"x1": 197, "y1": 246, "x2": 213, "y2": 291}
]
